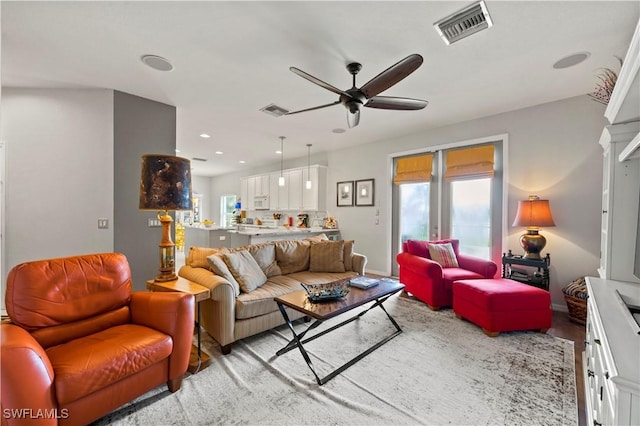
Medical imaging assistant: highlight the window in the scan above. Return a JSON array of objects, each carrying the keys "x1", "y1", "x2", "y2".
[
  {"x1": 392, "y1": 139, "x2": 504, "y2": 275},
  {"x1": 220, "y1": 194, "x2": 237, "y2": 228}
]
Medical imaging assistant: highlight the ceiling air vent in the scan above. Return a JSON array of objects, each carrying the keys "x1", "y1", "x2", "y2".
[
  {"x1": 434, "y1": 0, "x2": 493, "y2": 45},
  {"x1": 260, "y1": 103, "x2": 289, "y2": 117},
  {"x1": 192, "y1": 157, "x2": 208, "y2": 162}
]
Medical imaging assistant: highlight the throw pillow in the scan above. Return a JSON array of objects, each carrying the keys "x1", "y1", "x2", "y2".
[
  {"x1": 427, "y1": 242, "x2": 459, "y2": 268},
  {"x1": 222, "y1": 250, "x2": 268, "y2": 293},
  {"x1": 275, "y1": 240, "x2": 311, "y2": 275},
  {"x1": 206, "y1": 250, "x2": 240, "y2": 297},
  {"x1": 306, "y1": 233, "x2": 329, "y2": 242},
  {"x1": 405, "y1": 240, "x2": 430, "y2": 258},
  {"x1": 343, "y1": 240, "x2": 355, "y2": 271},
  {"x1": 188, "y1": 246, "x2": 221, "y2": 268},
  {"x1": 247, "y1": 243, "x2": 282, "y2": 278},
  {"x1": 309, "y1": 240, "x2": 346, "y2": 273}
]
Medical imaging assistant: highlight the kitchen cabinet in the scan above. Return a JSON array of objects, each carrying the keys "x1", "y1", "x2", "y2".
[{"x1": 245, "y1": 165, "x2": 327, "y2": 211}]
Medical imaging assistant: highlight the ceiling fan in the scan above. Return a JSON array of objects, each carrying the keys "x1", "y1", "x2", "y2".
[{"x1": 285, "y1": 54, "x2": 428, "y2": 128}]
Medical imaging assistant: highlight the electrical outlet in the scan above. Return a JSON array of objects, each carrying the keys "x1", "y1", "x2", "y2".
[
  {"x1": 148, "y1": 218, "x2": 161, "y2": 227},
  {"x1": 98, "y1": 218, "x2": 109, "y2": 229},
  {"x1": 219, "y1": 235, "x2": 226, "y2": 240}
]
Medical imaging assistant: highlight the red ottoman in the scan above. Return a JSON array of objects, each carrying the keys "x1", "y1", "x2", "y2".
[{"x1": 453, "y1": 278, "x2": 551, "y2": 337}]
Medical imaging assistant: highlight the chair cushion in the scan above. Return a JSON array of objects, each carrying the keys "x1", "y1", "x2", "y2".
[
  {"x1": 6, "y1": 253, "x2": 131, "y2": 331},
  {"x1": 46, "y1": 324, "x2": 171, "y2": 405},
  {"x1": 442, "y1": 268, "x2": 485, "y2": 292}
]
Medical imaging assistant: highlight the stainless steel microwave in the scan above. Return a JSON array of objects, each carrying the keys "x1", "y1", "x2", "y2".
[{"x1": 254, "y1": 195, "x2": 269, "y2": 210}]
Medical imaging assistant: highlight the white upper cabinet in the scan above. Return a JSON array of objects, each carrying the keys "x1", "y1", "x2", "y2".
[{"x1": 243, "y1": 165, "x2": 327, "y2": 211}]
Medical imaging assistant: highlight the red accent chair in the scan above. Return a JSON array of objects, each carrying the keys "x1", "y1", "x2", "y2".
[
  {"x1": 1, "y1": 253, "x2": 194, "y2": 426},
  {"x1": 453, "y1": 278, "x2": 552, "y2": 336},
  {"x1": 396, "y1": 239, "x2": 497, "y2": 310}
]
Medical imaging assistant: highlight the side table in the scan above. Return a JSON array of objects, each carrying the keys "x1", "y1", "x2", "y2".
[
  {"x1": 501, "y1": 250, "x2": 551, "y2": 291},
  {"x1": 146, "y1": 277, "x2": 211, "y2": 373}
]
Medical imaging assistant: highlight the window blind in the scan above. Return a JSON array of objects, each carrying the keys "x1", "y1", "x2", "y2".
[
  {"x1": 444, "y1": 145, "x2": 494, "y2": 181},
  {"x1": 394, "y1": 153, "x2": 433, "y2": 184}
]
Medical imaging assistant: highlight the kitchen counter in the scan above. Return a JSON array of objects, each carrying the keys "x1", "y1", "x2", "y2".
[{"x1": 183, "y1": 225, "x2": 340, "y2": 249}]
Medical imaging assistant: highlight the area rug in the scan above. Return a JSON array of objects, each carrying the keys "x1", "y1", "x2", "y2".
[{"x1": 93, "y1": 295, "x2": 577, "y2": 425}]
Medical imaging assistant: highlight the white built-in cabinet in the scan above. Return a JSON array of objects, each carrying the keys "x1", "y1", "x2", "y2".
[
  {"x1": 586, "y1": 17, "x2": 640, "y2": 426},
  {"x1": 598, "y1": 122, "x2": 640, "y2": 283},
  {"x1": 242, "y1": 165, "x2": 327, "y2": 212}
]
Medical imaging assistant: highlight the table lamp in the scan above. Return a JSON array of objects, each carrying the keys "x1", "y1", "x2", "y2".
[
  {"x1": 512, "y1": 195, "x2": 555, "y2": 260},
  {"x1": 139, "y1": 154, "x2": 193, "y2": 282}
]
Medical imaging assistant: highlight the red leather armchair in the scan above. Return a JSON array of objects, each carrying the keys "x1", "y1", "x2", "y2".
[
  {"x1": 1, "y1": 253, "x2": 194, "y2": 426},
  {"x1": 397, "y1": 239, "x2": 497, "y2": 310}
]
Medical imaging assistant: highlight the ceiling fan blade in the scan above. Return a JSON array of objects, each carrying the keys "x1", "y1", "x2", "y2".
[
  {"x1": 285, "y1": 101, "x2": 341, "y2": 115},
  {"x1": 290, "y1": 67, "x2": 352, "y2": 98},
  {"x1": 347, "y1": 109, "x2": 360, "y2": 128},
  {"x1": 365, "y1": 96, "x2": 428, "y2": 110},
  {"x1": 360, "y1": 54, "x2": 424, "y2": 98}
]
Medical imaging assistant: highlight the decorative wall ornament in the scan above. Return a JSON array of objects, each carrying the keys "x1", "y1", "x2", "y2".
[
  {"x1": 588, "y1": 56, "x2": 623, "y2": 105},
  {"x1": 355, "y1": 179, "x2": 375, "y2": 206},
  {"x1": 337, "y1": 181, "x2": 354, "y2": 206}
]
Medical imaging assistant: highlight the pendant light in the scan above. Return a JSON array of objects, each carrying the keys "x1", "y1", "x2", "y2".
[
  {"x1": 278, "y1": 136, "x2": 285, "y2": 187},
  {"x1": 305, "y1": 144, "x2": 312, "y2": 189}
]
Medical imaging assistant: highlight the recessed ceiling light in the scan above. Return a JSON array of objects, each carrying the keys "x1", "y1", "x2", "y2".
[
  {"x1": 140, "y1": 55, "x2": 173, "y2": 72},
  {"x1": 275, "y1": 150, "x2": 282, "y2": 154},
  {"x1": 200, "y1": 133, "x2": 211, "y2": 138},
  {"x1": 332, "y1": 128, "x2": 346, "y2": 134},
  {"x1": 239, "y1": 160, "x2": 246, "y2": 164},
  {"x1": 175, "y1": 149, "x2": 181, "y2": 153},
  {"x1": 553, "y1": 52, "x2": 591, "y2": 69},
  {"x1": 215, "y1": 151, "x2": 223, "y2": 155}
]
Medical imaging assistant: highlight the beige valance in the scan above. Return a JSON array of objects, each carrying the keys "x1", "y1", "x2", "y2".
[
  {"x1": 444, "y1": 145, "x2": 495, "y2": 181},
  {"x1": 394, "y1": 154, "x2": 433, "y2": 184}
]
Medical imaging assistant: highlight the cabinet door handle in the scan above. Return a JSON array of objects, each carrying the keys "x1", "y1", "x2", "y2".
[
  {"x1": 599, "y1": 386, "x2": 603, "y2": 401},
  {"x1": 594, "y1": 421, "x2": 602, "y2": 426},
  {"x1": 594, "y1": 338, "x2": 601, "y2": 345},
  {"x1": 584, "y1": 340, "x2": 590, "y2": 345},
  {"x1": 605, "y1": 371, "x2": 609, "y2": 379},
  {"x1": 587, "y1": 369, "x2": 594, "y2": 377}
]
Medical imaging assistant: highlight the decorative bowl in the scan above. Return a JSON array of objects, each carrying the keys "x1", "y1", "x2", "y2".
[{"x1": 301, "y1": 280, "x2": 350, "y2": 302}]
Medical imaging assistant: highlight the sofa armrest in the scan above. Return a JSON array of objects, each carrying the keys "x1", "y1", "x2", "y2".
[
  {"x1": 351, "y1": 252, "x2": 367, "y2": 275},
  {"x1": 178, "y1": 265, "x2": 237, "y2": 348},
  {"x1": 397, "y1": 252, "x2": 443, "y2": 280},
  {"x1": 1, "y1": 324, "x2": 57, "y2": 424},
  {"x1": 130, "y1": 292, "x2": 194, "y2": 380},
  {"x1": 457, "y1": 254, "x2": 498, "y2": 278}
]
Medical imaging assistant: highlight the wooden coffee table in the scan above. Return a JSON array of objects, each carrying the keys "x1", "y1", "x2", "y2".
[{"x1": 274, "y1": 279, "x2": 404, "y2": 385}]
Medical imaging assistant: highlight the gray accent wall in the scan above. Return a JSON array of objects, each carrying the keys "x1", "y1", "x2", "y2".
[{"x1": 113, "y1": 91, "x2": 176, "y2": 290}]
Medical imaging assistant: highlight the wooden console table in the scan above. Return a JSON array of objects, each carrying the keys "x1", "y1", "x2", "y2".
[{"x1": 146, "y1": 277, "x2": 211, "y2": 373}]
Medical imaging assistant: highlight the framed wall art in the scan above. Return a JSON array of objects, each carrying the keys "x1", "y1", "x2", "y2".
[
  {"x1": 355, "y1": 179, "x2": 375, "y2": 206},
  {"x1": 337, "y1": 181, "x2": 354, "y2": 206}
]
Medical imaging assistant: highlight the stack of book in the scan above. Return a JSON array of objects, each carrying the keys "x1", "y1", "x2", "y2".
[{"x1": 349, "y1": 276, "x2": 380, "y2": 289}]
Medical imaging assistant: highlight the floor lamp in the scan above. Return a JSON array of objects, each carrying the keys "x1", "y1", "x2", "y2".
[{"x1": 139, "y1": 154, "x2": 193, "y2": 282}]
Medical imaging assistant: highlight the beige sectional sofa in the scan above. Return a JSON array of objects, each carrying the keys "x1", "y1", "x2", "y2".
[{"x1": 178, "y1": 234, "x2": 367, "y2": 354}]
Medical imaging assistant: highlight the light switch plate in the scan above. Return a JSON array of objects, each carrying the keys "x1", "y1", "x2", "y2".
[{"x1": 98, "y1": 218, "x2": 109, "y2": 229}]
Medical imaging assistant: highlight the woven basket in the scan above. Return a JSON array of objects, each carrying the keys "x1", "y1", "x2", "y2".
[
  {"x1": 562, "y1": 277, "x2": 588, "y2": 325},
  {"x1": 563, "y1": 293, "x2": 587, "y2": 325}
]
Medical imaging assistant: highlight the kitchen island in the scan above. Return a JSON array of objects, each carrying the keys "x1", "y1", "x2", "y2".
[{"x1": 184, "y1": 225, "x2": 340, "y2": 249}]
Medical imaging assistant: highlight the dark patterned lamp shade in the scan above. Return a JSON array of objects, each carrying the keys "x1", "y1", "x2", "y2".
[
  {"x1": 139, "y1": 155, "x2": 193, "y2": 211},
  {"x1": 139, "y1": 155, "x2": 192, "y2": 282}
]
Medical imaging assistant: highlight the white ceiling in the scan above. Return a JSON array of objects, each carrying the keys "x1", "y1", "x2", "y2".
[{"x1": 2, "y1": 1, "x2": 639, "y2": 176}]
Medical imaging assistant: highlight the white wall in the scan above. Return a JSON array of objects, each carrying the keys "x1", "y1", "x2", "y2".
[
  {"x1": 1, "y1": 88, "x2": 114, "y2": 304},
  {"x1": 327, "y1": 95, "x2": 607, "y2": 308}
]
